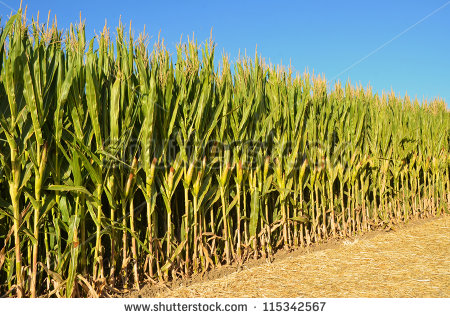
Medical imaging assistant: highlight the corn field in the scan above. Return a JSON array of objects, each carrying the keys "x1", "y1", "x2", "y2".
[{"x1": 0, "y1": 11, "x2": 449, "y2": 298}]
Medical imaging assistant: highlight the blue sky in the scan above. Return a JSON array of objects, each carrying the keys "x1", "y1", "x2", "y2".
[{"x1": 1, "y1": 0, "x2": 449, "y2": 104}]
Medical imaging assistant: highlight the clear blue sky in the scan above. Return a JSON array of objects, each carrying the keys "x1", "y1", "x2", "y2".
[{"x1": 1, "y1": 0, "x2": 449, "y2": 104}]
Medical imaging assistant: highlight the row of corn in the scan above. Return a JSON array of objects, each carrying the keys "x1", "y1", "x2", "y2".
[{"x1": 0, "y1": 11, "x2": 449, "y2": 297}]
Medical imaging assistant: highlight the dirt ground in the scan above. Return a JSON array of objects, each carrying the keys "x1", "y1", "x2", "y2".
[{"x1": 131, "y1": 215, "x2": 450, "y2": 298}]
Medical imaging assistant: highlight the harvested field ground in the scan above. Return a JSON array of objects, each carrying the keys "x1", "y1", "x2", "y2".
[{"x1": 132, "y1": 215, "x2": 450, "y2": 298}]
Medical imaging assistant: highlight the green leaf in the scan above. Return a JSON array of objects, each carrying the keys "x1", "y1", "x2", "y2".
[
  {"x1": 290, "y1": 215, "x2": 310, "y2": 224},
  {"x1": 161, "y1": 240, "x2": 186, "y2": 272},
  {"x1": 45, "y1": 185, "x2": 94, "y2": 197}
]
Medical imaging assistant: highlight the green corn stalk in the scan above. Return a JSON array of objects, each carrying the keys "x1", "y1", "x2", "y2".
[{"x1": 0, "y1": 10, "x2": 448, "y2": 298}]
